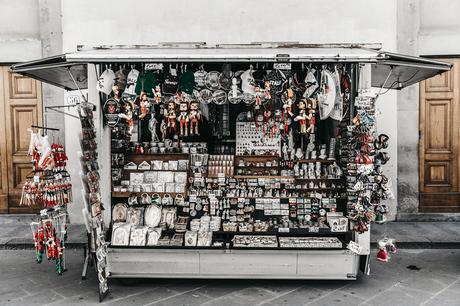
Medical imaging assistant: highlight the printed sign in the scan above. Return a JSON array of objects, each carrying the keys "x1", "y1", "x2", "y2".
[{"x1": 347, "y1": 241, "x2": 363, "y2": 254}]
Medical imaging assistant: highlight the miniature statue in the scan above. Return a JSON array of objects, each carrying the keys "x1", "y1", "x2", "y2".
[
  {"x1": 282, "y1": 88, "x2": 295, "y2": 134},
  {"x1": 112, "y1": 84, "x2": 122, "y2": 101},
  {"x1": 254, "y1": 86, "x2": 263, "y2": 110},
  {"x1": 295, "y1": 99, "x2": 308, "y2": 134},
  {"x1": 148, "y1": 115, "x2": 160, "y2": 142},
  {"x1": 153, "y1": 85, "x2": 162, "y2": 104},
  {"x1": 138, "y1": 92, "x2": 150, "y2": 120},
  {"x1": 189, "y1": 100, "x2": 202, "y2": 135},
  {"x1": 264, "y1": 80, "x2": 271, "y2": 100},
  {"x1": 164, "y1": 100, "x2": 177, "y2": 136},
  {"x1": 178, "y1": 101, "x2": 189, "y2": 137},
  {"x1": 306, "y1": 98, "x2": 317, "y2": 134}
]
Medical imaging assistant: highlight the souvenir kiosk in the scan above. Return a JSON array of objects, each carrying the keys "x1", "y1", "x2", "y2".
[{"x1": 12, "y1": 44, "x2": 451, "y2": 300}]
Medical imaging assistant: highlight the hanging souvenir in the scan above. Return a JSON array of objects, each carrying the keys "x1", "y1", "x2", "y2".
[
  {"x1": 218, "y1": 64, "x2": 233, "y2": 90},
  {"x1": 265, "y1": 68, "x2": 287, "y2": 96},
  {"x1": 306, "y1": 98, "x2": 317, "y2": 134},
  {"x1": 103, "y1": 98, "x2": 120, "y2": 127},
  {"x1": 254, "y1": 86, "x2": 265, "y2": 110},
  {"x1": 199, "y1": 89, "x2": 213, "y2": 104},
  {"x1": 164, "y1": 100, "x2": 177, "y2": 137},
  {"x1": 178, "y1": 65, "x2": 195, "y2": 95},
  {"x1": 178, "y1": 101, "x2": 189, "y2": 137},
  {"x1": 123, "y1": 66, "x2": 140, "y2": 98},
  {"x1": 162, "y1": 64, "x2": 179, "y2": 95},
  {"x1": 329, "y1": 67, "x2": 344, "y2": 121},
  {"x1": 97, "y1": 67, "x2": 115, "y2": 95},
  {"x1": 138, "y1": 92, "x2": 151, "y2": 120},
  {"x1": 204, "y1": 71, "x2": 221, "y2": 90},
  {"x1": 295, "y1": 99, "x2": 308, "y2": 134},
  {"x1": 153, "y1": 85, "x2": 162, "y2": 104},
  {"x1": 317, "y1": 69, "x2": 336, "y2": 120},
  {"x1": 112, "y1": 84, "x2": 122, "y2": 101},
  {"x1": 264, "y1": 80, "x2": 271, "y2": 101},
  {"x1": 303, "y1": 68, "x2": 319, "y2": 98},
  {"x1": 212, "y1": 90, "x2": 227, "y2": 105},
  {"x1": 194, "y1": 64, "x2": 207, "y2": 89},
  {"x1": 148, "y1": 114, "x2": 160, "y2": 142},
  {"x1": 281, "y1": 88, "x2": 295, "y2": 134},
  {"x1": 114, "y1": 65, "x2": 128, "y2": 91},
  {"x1": 135, "y1": 70, "x2": 160, "y2": 98},
  {"x1": 228, "y1": 77, "x2": 243, "y2": 104},
  {"x1": 189, "y1": 100, "x2": 202, "y2": 135}
]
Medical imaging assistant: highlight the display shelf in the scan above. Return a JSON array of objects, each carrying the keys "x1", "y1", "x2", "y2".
[
  {"x1": 294, "y1": 178, "x2": 342, "y2": 181},
  {"x1": 234, "y1": 175, "x2": 294, "y2": 179},
  {"x1": 214, "y1": 229, "x2": 352, "y2": 236},
  {"x1": 121, "y1": 169, "x2": 187, "y2": 172},
  {"x1": 235, "y1": 155, "x2": 280, "y2": 159},
  {"x1": 111, "y1": 191, "x2": 187, "y2": 198},
  {"x1": 126, "y1": 153, "x2": 190, "y2": 157},
  {"x1": 295, "y1": 159, "x2": 336, "y2": 163}
]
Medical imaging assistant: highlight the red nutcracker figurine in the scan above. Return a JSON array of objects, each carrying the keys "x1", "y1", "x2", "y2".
[{"x1": 164, "y1": 101, "x2": 177, "y2": 137}]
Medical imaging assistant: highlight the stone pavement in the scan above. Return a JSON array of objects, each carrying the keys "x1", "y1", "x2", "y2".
[
  {"x1": 0, "y1": 221, "x2": 459, "y2": 249},
  {"x1": 0, "y1": 248, "x2": 459, "y2": 305}
]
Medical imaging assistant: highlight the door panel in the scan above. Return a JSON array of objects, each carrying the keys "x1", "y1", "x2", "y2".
[
  {"x1": 419, "y1": 58, "x2": 460, "y2": 212},
  {"x1": 0, "y1": 69, "x2": 7, "y2": 213},
  {"x1": 1, "y1": 66, "x2": 42, "y2": 213}
]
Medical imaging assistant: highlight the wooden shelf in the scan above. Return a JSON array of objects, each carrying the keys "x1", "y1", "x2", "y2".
[
  {"x1": 295, "y1": 159, "x2": 336, "y2": 163},
  {"x1": 121, "y1": 169, "x2": 187, "y2": 172},
  {"x1": 294, "y1": 178, "x2": 342, "y2": 181},
  {"x1": 235, "y1": 155, "x2": 279, "y2": 159},
  {"x1": 234, "y1": 175, "x2": 294, "y2": 179}
]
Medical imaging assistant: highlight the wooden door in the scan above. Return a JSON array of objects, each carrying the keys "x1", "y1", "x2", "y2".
[
  {"x1": 419, "y1": 58, "x2": 460, "y2": 212},
  {"x1": 0, "y1": 66, "x2": 43, "y2": 213}
]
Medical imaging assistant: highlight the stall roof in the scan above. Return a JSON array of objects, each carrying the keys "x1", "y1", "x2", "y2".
[{"x1": 11, "y1": 44, "x2": 452, "y2": 91}]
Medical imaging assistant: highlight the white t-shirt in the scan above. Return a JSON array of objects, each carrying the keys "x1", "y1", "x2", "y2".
[
  {"x1": 96, "y1": 68, "x2": 115, "y2": 95},
  {"x1": 240, "y1": 69, "x2": 255, "y2": 95}
]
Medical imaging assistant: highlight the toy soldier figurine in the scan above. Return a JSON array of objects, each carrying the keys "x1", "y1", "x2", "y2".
[
  {"x1": 138, "y1": 92, "x2": 151, "y2": 119},
  {"x1": 189, "y1": 100, "x2": 202, "y2": 135},
  {"x1": 153, "y1": 85, "x2": 162, "y2": 104}
]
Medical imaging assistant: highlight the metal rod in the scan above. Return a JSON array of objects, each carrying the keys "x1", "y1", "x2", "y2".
[
  {"x1": 45, "y1": 108, "x2": 79, "y2": 119},
  {"x1": 31, "y1": 125, "x2": 60, "y2": 131},
  {"x1": 45, "y1": 105, "x2": 79, "y2": 109},
  {"x1": 67, "y1": 67, "x2": 88, "y2": 103},
  {"x1": 374, "y1": 67, "x2": 393, "y2": 103}
]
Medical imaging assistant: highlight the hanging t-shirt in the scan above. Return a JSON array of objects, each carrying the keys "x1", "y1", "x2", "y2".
[
  {"x1": 135, "y1": 71, "x2": 160, "y2": 97},
  {"x1": 265, "y1": 69, "x2": 287, "y2": 95},
  {"x1": 97, "y1": 68, "x2": 115, "y2": 95},
  {"x1": 240, "y1": 69, "x2": 256, "y2": 95},
  {"x1": 124, "y1": 68, "x2": 140, "y2": 96},
  {"x1": 178, "y1": 70, "x2": 195, "y2": 95},
  {"x1": 162, "y1": 66, "x2": 179, "y2": 95}
]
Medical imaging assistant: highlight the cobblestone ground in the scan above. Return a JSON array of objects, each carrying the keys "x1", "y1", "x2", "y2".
[{"x1": 0, "y1": 249, "x2": 459, "y2": 306}]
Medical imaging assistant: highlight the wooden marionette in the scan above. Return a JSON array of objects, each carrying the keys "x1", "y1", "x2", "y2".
[
  {"x1": 153, "y1": 85, "x2": 162, "y2": 104},
  {"x1": 306, "y1": 98, "x2": 317, "y2": 134},
  {"x1": 189, "y1": 100, "x2": 202, "y2": 136},
  {"x1": 124, "y1": 100, "x2": 134, "y2": 135},
  {"x1": 138, "y1": 92, "x2": 151, "y2": 119},
  {"x1": 34, "y1": 224, "x2": 45, "y2": 263},
  {"x1": 263, "y1": 110, "x2": 271, "y2": 136},
  {"x1": 264, "y1": 80, "x2": 271, "y2": 100},
  {"x1": 254, "y1": 86, "x2": 263, "y2": 110},
  {"x1": 164, "y1": 100, "x2": 177, "y2": 136},
  {"x1": 295, "y1": 99, "x2": 308, "y2": 134},
  {"x1": 178, "y1": 101, "x2": 189, "y2": 137}
]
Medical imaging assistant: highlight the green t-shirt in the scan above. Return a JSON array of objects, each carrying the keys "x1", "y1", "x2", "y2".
[
  {"x1": 178, "y1": 70, "x2": 195, "y2": 95},
  {"x1": 135, "y1": 71, "x2": 160, "y2": 97}
]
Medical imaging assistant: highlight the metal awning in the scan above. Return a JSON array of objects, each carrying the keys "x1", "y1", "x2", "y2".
[{"x1": 10, "y1": 44, "x2": 452, "y2": 91}]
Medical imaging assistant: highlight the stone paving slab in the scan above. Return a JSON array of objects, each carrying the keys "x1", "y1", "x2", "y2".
[{"x1": 0, "y1": 248, "x2": 459, "y2": 305}]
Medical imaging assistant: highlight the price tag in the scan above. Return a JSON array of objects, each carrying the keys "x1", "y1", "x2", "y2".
[
  {"x1": 347, "y1": 241, "x2": 363, "y2": 254},
  {"x1": 274, "y1": 63, "x2": 291, "y2": 70},
  {"x1": 309, "y1": 226, "x2": 319, "y2": 233},
  {"x1": 145, "y1": 63, "x2": 164, "y2": 70},
  {"x1": 278, "y1": 228, "x2": 290, "y2": 233}
]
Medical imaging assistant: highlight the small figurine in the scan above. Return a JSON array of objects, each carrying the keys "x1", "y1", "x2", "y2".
[
  {"x1": 138, "y1": 92, "x2": 150, "y2": 120},
  {"x1": 254, "y1": 86, "x2": 263, "y2": 110},
  {"x1": 264, "y1": 80, "x2": 271, "y2": 100},
  {"x1": 178, "y1": 101, "x2": 189, "y2": 137},
  {"x1": 153, "y1": 85, "x2": 162, "y2": 104},
  {"x1": 306, "y1": 98, "x2": 317, "y2": 134},
  {"x1": 164, "y1": 101, "x2": 177, "y2": 136},
  {"x1": 295, "y1": 99, "x2": 308, "y2": 134},
  {"x1": 148, "y1": 115, "x2": 160, "y2": 142},
  {"x1": 189, "y1": 100, "x2": 202, "y2": 135}
]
